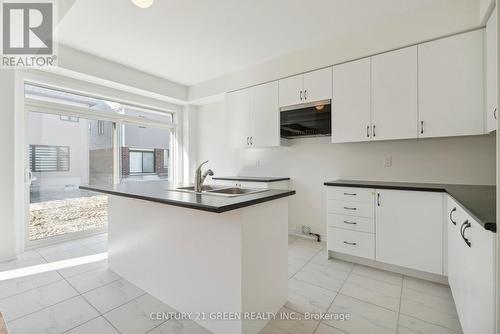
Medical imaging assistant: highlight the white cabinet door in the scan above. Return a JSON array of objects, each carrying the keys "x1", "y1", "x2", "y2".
[
  {"x1": 278, "y1": 74, "x2": 303, "y2": 107},
  {"x1": 446, "y1": 197, "x2": 462, "y2": 296},
  {"x1": 418, "y1": 30, "x2": 484, "y2": 138},
  {"x1": 463, "y1": 219, "x2": 496, "y2": 334},
  {"x1": 375, "y1": 189, "x2": 443, "y2": 274},
  {"x1": 332, "y1": 58, "x2": 371, "y2": 143},
  {"x1": 371, "y1": 46, "x2": 418, "y2": 141},
  {"x1": 303, "y1": 67, "x2": 332, "y2": 103},
  {"x1": 226, "y1": 89, "x2": 251, "y2": 149},
  {"x1": 486, "y1": 12, "x2": 497, "y2": 133},
  {"x1": 250, "y1": 81, "x2": 280, "y2": 147}
]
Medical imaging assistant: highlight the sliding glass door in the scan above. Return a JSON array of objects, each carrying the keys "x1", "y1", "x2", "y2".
[
  {"x1": 27, "y1": 112, "x2": 114, "y2": 242},
  {"x1": 24, "y1": 84, "x2": 175, "y2": 246}
]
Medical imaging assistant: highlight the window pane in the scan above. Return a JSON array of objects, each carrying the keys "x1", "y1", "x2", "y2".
[
  {"x1": 120, "y1": 124, "x2": 171, "y2": 181},
  {"x1": 142, "y1": 152, "x2": 155, "y2": 173},
  {"x1": 129, "y1": 152, "x2": 143, "y2": 173}
]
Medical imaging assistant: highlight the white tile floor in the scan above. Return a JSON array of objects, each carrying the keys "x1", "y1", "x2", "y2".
[{"x1": 0, "y1": 234, "x2": 462, "y2": 334}]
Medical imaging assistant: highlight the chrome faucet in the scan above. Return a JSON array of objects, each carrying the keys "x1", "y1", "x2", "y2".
[{"x1": 194, "y1": 160, "x2": 214, "y2": 192}]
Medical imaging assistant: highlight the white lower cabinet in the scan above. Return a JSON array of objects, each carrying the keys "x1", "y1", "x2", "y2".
[
  {"x1": 375, "y1": 189, "x2": 444, "y2": 275},
  {"x1": 327, "y1": 227, "x2": 375, "y2": 259},
  {"x1": 327, "y1": 187, "x2": 444, "y2": 275},
  {"x1": 447, "y1": 196, "x2": 496, "y2": 334}
]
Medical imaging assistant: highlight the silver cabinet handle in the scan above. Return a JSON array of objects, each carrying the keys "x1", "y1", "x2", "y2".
[
  {"x1": 304, "y1": 90, "x2": 308, "y2": 100},
  {"x1": 377, "y1": 193, "x2": 381, "y2": 206},
  {"x1": 343, "y1": 221, "x2": 357, "y2": 225},
  {"x1": 246, "y1": 137, "x2": 249, "y2": 145},
  {"x1": 372, "y1": 125, "x2": 376, "y2": 137},
  {"x1": 494, "y1": 107, "x2": 497, "y2": 120},
  {"x1": 366, "y1": 125, "x2": 370, "y2": 138},
  {"x1": 343, "y1": 192, "x2": 357, "y2": 196},
  {"x1": 343, "y1": 206, "x2": 357, "y2": 210},
  {"x1": 300, "y1": 90, "x2": 303, "y2": 101},
  {"x1": 420, "y1": 121, "x2": 424, "y2": 134},
  {"x1": 343, "y1": 241, "x2": 357, "y2": 246},
  {"x1": 250, "y1": 137, "x2": 253, "y2": 145}
]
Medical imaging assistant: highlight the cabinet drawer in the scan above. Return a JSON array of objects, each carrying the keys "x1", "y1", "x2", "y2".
[
  {"x1": 327, "y1": 227, "x2": 375, "y2": 259},
  {"x1": 327, "y1": 214, "x2": 375, "y2": 233},
  {"x1": 327, "y1": 200, "x2": 375, "y2": 218},
  {"x1": 327, "y1": 187, "x2": 375, "y2": 203}
]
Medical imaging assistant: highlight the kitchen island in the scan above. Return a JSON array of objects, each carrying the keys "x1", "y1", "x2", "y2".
[{"x1": 81, "y1": 181, "x2": 295, "y2": 334}]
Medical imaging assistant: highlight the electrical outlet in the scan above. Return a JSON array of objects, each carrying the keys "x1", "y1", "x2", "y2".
[{"x1": 385, "y1": 156, "x2": 392, "y2": 167}]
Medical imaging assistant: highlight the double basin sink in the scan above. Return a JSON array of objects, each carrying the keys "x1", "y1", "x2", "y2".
[{"x1": 173, "y1": 185, "x2": 268, "y2": 197}]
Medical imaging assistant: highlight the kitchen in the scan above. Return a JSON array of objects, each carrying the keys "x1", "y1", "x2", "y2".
[{"x1": 0, "y1": 1, "x2": 498, "y2": 334}]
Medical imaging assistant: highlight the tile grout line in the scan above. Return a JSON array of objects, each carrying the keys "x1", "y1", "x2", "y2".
[
  {"x1": 4, "y1": 238, "x2": 117, "y2": 328},
  {"x1": 313, "y1": 258, "x2": 355, "y2": 334},
  {"x1": 288, "y1": 244, "x2": 326, "y2": 280},
  {"x1": 395, "y1": 274, "x2": 404, "y2": 334}
]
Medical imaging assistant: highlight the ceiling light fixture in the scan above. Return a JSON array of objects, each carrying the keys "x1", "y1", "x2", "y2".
[{"x1": 131, "y1": 0, "x2": 154, "y2": 8}]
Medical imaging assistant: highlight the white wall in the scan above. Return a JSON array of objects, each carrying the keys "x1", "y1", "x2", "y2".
[
  {"x1": 196, "y1": 101, "x2": 497, "y2": 236},
  {"x1": 189, "y1": 0, "x2": 479, "y2": 101},
  {"x1": 0, "y1": 71, "x2": 17, "y2": 261}
]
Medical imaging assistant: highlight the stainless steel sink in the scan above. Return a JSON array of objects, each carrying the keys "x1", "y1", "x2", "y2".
[
  {"x1": 172, "y1": 185, "x2": 268, "y2": 197},
  {"x1": 176, "y1": 185, "x2": 227, "y2": 192},
  {"x1": 208, "y1": 187, "x2": 265, "y2": 195}
]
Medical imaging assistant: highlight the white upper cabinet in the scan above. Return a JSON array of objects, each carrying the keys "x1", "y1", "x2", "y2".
[
  {"x1": 227, "y1": 81, "x2": 280, "y2": 149},
  {"x1": 418, "y1": 30, "x2": 484, "y2": 138},
  {"x1": 279, "y1": 67, "x2": 332, "y2": 107},
  {"x1": 303, "y1": 67, "x2": 332, "y2": 103},
  {"x1": 332, "y1": 58, "x2": 371, "y2": 143},
  {"x1": 250, "y1": 81, "x2": 280, "y2": 148},
  {"x1": 279, "y1": 74, "x2": 303, "y2": 107},
  {"x1": 371, "y1": 46, "x2": 418, "y2": 141},
  {"x1": 486, "y1": 11, "x2": 497, "y2": 133},
  {"x1": 226, "y1": 89, "x2": 251, "y2": 149},
  {"x1": 375, "y1": 189, "x2": 443, "y2": 275}
]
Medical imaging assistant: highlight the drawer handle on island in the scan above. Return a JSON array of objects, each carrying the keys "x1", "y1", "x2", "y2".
[
  {"x1": 343, "y1": 206, "x2": 357, "y2": 211},
  {"x1": 460, "y1": 220, "x2": 471, "y2": 247},
  {"x1": 343, "y1": 192, "x2": 357, "y2": 196},
  {"x1": 343, "y1": 241, "x2": 357, "y2": 246},
  {"x1": 343, "y1": 220, "x2": 357, "y2": 225},
  {"x1": 449, "y1": 207, "x2": 457, "y2": 225}
]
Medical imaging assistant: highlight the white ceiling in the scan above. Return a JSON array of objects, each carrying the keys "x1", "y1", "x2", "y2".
[{"x1": 57, "y1": 0, "x2": 467, "y2": 86}]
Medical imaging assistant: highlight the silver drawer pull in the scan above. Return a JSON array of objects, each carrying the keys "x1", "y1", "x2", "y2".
[
  {"x1": 343, "y1": 221, "x2": 357, "y2": 225},
  {"x1": 343, "y1": 206, "x2": 357, "y2": 210},
  {"x1": 343, "y1": 192, "x2": 357, "y2": 196},
  {"x1": 343, "y1": 241, "x2": 357, "y2": 246}
]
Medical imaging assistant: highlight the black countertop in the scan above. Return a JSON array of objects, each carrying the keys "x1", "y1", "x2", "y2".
[
  {"x1": 212, "y1": 176, "x2": 290, "y2": 183},
  {"x1": 324, "y1": 180, "x2": 496, "y2": 232},
  {"x1": 80, "y1": 181, "x2": 295, "y2": 213}
]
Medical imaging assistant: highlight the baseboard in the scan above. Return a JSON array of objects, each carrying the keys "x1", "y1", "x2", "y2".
[{"x1": 329, "y1": 250, "x2": 449, "y2": 285}]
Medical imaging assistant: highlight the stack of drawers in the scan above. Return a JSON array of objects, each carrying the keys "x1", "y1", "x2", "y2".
[{"x1": 326, "y1": 187, "x2": 376, "y2": 259}]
